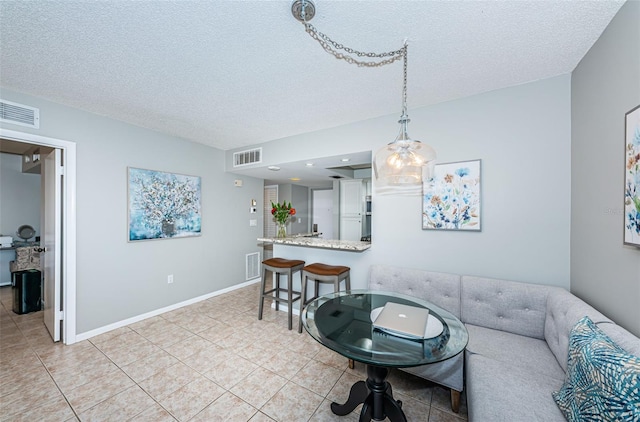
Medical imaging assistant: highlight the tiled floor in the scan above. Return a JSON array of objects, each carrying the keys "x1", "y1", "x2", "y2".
[{"x1": 0, "y1": 283, "x2": 468, "y2": 421}]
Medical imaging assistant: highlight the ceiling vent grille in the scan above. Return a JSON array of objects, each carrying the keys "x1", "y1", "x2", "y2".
[
  {"x1": 0, "y1": 99, "x2": 40, "y2": 129},
  {"x1": 233, "y1": 148, "x2": 262, "y2": 167}
]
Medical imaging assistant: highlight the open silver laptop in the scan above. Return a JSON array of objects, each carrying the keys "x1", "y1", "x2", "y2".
[{"x1": 372, "y1": 302, "x2": 430, "y2": 339}]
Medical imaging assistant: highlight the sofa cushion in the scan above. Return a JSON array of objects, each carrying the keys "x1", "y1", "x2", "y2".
[
  {"x1": 552, "y1": 317, "x2": 640, "y2": 422},
  {"x1": 466, "y1": 353, "x2": 566, "y2": 422},
  {"x1": 461, "y1": 276, "x2": 553, "y2": 339},
  {"x1": 369, "y1": 265, "x2": 462, "y2": 318},
  {"x1": 544, "y1": 288, "x2": 612, "y2": 372},
  {"x1": 465, "y1": 324, "x2": 565, "y2": 381}
]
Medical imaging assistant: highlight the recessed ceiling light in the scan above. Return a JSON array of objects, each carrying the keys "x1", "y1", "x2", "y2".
[
  {"x1": 341, "y1": 158, "x2": 350, "y2": 162},
  {"x1": 268, "y1": 166, "x2": 281, "y2": 171},
  {"x1": 305, "y1": 162, "x2": 314, "y2": 167},
  {"x1": 290, "y1": 177, "x2": 301, "y2": 181}
]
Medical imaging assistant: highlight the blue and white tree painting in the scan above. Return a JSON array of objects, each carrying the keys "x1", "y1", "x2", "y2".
[{"x1": 128, "y1": 168, "x2": 201, "y2": 241}]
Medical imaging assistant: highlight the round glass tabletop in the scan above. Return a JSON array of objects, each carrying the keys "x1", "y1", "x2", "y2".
[{"x1": 302, "y1": 290, "x2": 468, "y2": 368}]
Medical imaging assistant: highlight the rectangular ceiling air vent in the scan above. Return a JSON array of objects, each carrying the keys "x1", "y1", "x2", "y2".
[
  {"x1": 233, "y1": 148, "x2": 262, "y2": 167},
  {"x1": 0, "y1": 99, "x2": 40, "y2": 129}
]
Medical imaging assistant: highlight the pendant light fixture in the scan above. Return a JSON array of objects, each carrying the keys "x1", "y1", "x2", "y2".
[{"x1": 292, "y1": 0, "x2": 436, "y2": 195}]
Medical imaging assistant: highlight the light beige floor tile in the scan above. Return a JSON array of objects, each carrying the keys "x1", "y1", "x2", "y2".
[
  {"x1": 261, "y1": 381, "x2": 324, "y2": 422},
  {"x1": 180, "y1": 344, "x2": 232, "y2": 374},
  {"x1": 0, "y1": 284, "x2": 469, "y2": 422},
  {"x1": 120, "y1": 349, "x2": 179, "y2": 383},
  {"x1": 229, "y1": 367, "x2": 287, "y2": 409},
  {"x1": 394, "y1": 391, "x2": 432, "y2": 421},
  {"x1": 142, "y1": 323, "x2": 193, "y2": 349},
  {"x1": 77, "y1": 385, "x2": 155, "y2": 422},
  {"x1": 65, "y1": 368, "x2": 134, "y2": 413},
  {"x1": 162, "y1": 334, "x2": 213, "y2": 360},
  {"x1": 1, "y1": 393, "x2": 75, "y2": 422},
  {"x1": 92, "y1": 330, "x2": 147, "y2": 354},
  {"x1": 89, "y1": 326, "x2": 133, "y2": 346},
  {"x1": 50, "y1": 359, "x2": 121, "y2": 393},
  {"x1": 293, "y1": 359, "x2": 344, "y2": 397},
  {"x1": 309, "y1": 399, "x2": 359, "y2": 422},
  {"x1": 197, "y1": 322, "x2": 236, "y2": 344},
  {"x1": 326, "y1": 371, "x2": 364, "y2": 405},
  {"x1": 202, "y1": 355, "x2": 258, "y2": 390},
  {"x1": 386, "y1": 369, "x2": 434, "y2": 404},
  {"x1": 138, "y1": 361, "x2": 200, "y2": 401},
  {"x1": 0, "y1": 380, "x2": 66, "y2": 420},
  {"x1": 235, "y1": 342, "x2": 275, "y2": 367},
  {"x1": 129, "y1": 403, "x2": 177, "y2": 421},
  {"x1": 159, "y1": 376, "x2": 225, "y2": 421},
  {"x1": 248, "y1": 411, "x2": 276, "y2": 422},
  {"x1": 172, "y1": 313, "x2": 219, "y2": 333},
  {"x1": 313, "y1": 348, "x2": 351, "y2": 370},
  {"x1": 261, "y1": 347, "x2": 310, "y2": 379},
  {"x1": 0, "y1": 362, "x2": 50, "y2": 396},
  {"x1": 189, "y1": 391, "x2": 258, "y2": 422},
  {"x1": 102, "y1": 338, "x2": 162, "y2": 367}
]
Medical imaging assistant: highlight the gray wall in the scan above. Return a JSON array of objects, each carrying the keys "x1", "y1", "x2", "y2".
[
  {"x1": 230, "y1": 75, "x2": 572, "y2": 288},
  {"x1": 0, "y1": 153, "x2": 41, "y2": 238},
  {"x1": 0, "y1": 89, "x2": 264, "y2": 335},
  {"x1": 571, "y1": 0, "x2": 640, "y2": 336}
]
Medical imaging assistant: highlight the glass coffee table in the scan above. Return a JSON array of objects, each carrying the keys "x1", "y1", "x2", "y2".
[{"x1": 301, "y1": 290, "x2": 468, "y2": 422}]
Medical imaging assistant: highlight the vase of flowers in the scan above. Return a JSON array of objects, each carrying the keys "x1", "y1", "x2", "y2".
[{"x1": 271, "y1": 201, "x2": 296, "y2": 238}]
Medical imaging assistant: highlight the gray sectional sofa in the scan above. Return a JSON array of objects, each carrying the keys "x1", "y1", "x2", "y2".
[{"x1": 368, "y1": 264, "x2": 640, "y2": 421}]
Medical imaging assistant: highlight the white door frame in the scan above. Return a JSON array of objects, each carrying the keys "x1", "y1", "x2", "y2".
[{"x1": 1, "y1": 128, "x2": 77, "y2": 344}]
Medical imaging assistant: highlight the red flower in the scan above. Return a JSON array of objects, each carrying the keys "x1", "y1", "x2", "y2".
[{"x1": 290, "y1": 208, "x2": 296, "y2": 216}]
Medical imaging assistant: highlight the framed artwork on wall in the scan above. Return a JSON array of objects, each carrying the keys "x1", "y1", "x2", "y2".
[
  {"x1": 423, "y1": 159, "x2": 481, "y2": 231},
  {"x1": 624, "y1": 105, "x2": 640, "y2": 247},
  {"x1": 128, "y1": 167, "x2": 201, "y2": 241}
]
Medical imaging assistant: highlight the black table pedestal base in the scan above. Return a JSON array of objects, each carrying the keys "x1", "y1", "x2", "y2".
[{"x1": 330, "y1": 365, "x2": 407, "y2": 422}]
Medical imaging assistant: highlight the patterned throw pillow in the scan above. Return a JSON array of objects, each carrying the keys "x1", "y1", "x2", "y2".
[{"x1": 552, "y1": 316, "x2": 640, "y2": 422}]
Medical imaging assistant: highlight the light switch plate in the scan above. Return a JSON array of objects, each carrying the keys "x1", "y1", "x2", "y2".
[{"x1": 249, "y1": 219, "x2": 257, "y2": 227}]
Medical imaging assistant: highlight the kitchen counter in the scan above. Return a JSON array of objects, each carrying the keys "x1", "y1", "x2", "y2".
[{"x1": 257, "y1": 236, "x2": 371, "y2": 252}]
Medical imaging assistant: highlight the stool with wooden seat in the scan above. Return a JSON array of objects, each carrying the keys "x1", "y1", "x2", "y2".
[
  {"x1": 258, "y1": 257, "x2": 305, "y2": 330},
  {"x1": 298, "y1": 262, "x2": 351, "y2": 333}
]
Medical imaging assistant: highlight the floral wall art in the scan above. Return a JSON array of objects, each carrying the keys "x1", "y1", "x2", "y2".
[
  {"x1": 624, "y1": 105, "x2": 640, "y2": 247},
  {"x1": 423, "y1": 159, "x2": 481, "y2": 231},
  {"x1": 128, "y1": 167, "x2": 201, "y2": 241}
]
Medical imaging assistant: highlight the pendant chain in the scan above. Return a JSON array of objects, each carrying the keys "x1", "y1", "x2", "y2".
[
  {"x1": 299, "y1": 2, "x2": 409, "y2": 118},
  {"x1": 303, "y1": 22, "x2": 405, "y2": 68}
]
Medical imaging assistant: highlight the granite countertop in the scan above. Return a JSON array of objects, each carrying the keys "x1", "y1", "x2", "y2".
[{"x1": 257, "y1": 236, "x2": 371, "y2": 252}]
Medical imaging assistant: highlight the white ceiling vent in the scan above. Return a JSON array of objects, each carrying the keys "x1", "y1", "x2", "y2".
[
  {"x1": 234, "y1": 148, "x2": 262, "y2": 167},
  {"x1": 0, "y1": 99, "x2": 40, "y2": 129}
]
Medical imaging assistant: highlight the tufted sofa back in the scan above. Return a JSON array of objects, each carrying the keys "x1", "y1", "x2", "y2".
[
  {"x1": 544, "y1": 288, "x2": 612, "y2": 371},
  {"x1": 460, "y1": 276, "x2": 553, "y2": 340},
  {"x1": 369, "y1": 265, "x2": 462, "y2": 318}
]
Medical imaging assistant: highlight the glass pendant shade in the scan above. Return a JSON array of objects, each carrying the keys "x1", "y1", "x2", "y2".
[{"x1": 374, "y1": 115, "x2": 436, "y2": 195}]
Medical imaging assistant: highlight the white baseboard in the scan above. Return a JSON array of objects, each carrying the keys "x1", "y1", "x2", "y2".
[{"x1": 75, "y1": 279, "x2": 261, "y2": 342}]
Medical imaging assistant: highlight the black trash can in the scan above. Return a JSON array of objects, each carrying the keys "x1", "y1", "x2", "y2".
[{"x1": 12, "y1": 269, "x2": 42, "y2": 314}]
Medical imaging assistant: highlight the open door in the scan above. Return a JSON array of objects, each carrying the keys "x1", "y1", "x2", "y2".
[{"x1": 42, "y1": 148, "x2": 62, "y2": 342}]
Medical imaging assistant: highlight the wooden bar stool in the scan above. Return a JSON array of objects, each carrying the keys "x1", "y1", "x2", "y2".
[
  {"x1": 298, "y1": 262, "x2": 351, "y2": 333},
  {"x1": 258, "y1": 257, "x2": 305, "y2": 330}
]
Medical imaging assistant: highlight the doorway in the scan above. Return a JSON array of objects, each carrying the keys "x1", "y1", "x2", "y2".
[{"x1": 0, "y1": 128, "x2": 77, "y2": 344}]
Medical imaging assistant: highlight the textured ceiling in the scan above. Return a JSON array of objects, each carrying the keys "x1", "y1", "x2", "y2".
[{"x1": 0, "y1": 1, "x2": 624, "y2": 151}]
